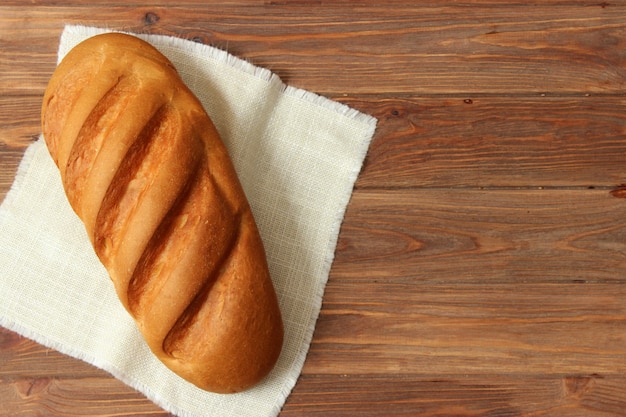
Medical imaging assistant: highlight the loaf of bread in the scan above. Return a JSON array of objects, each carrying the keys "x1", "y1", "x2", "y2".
[{"x1": 41, "y1": 32, "x2": 283, "y2": 393}]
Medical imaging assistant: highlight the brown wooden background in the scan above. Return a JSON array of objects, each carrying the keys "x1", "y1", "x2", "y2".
[{"x1": 2, "y1": 1, "x2": 626, "y2": 416}]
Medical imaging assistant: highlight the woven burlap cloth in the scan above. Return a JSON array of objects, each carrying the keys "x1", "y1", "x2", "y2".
[{"x1": 0, "y1": 25, "x2": 376, "y2": 417}]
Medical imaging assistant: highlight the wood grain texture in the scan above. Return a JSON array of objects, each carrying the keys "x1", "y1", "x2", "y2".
[
  {"x1": 348, "y1": 96, "x2": 626, "y2": 188},
  {"x1": 1, "y1": 1, "x2": 626, "y2": 416},
  {"x1": 283, "y1": 374, "x2": 626, "y2": 417},
  {"x1": 2, "y1": 4, "x2": 626, "y2": 95},
  {"x1": 0, "y1": 375, "x2": 171, "y2": 416},
  {"x1": 0, "y1": 95, "x2": 41, "y2": 148},
  {"x1": 334, "y1": 189, "x2": 626, "y2": 284}
]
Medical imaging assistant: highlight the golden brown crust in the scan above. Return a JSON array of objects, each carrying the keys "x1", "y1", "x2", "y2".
[{"x1": 41, "y1": 32, "x2": 283, "y2": 393}]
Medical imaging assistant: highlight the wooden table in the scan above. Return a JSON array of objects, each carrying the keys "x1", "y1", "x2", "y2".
[{"x1": 2, "y1": 2, "x2": 626, "y2": 416}]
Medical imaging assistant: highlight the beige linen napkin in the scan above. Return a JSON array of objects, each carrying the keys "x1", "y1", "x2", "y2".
[{"x1": 0, "y1": 25, "x2": 376, "y2": 417}]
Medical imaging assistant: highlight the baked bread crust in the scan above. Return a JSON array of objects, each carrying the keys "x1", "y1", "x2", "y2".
[{"x1": 41, "y1": 32, "x2": 283, "y2": 393}]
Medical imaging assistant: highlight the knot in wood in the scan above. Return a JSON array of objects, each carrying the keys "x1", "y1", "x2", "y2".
[{"x1": 144, "y1": 12, "x2": 160, "y2": 25}]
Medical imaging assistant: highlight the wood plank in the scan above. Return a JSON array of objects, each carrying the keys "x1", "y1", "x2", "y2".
[
  {"x1": 0, "y1": 96, "x2": 41, "y2": 148},
  {"x1": 2, "y1": 0, "x2": 616, "y2": 5},
  {"x1": 346, "y1": 95, "x2": 626, "y2": 189},
  {"x1": 334, "y1": 189, "x2": 626, "y2": 284},
  {"x1": 2, "y1": 4, "x2": 626, "y2": 95},
  {"x1": 0, "y1": 328, "x2": 106, "y2": 379},
  {"x1": 0, "y1": 375, "x2": 171, "y2": 416},
  {"x1": 308, "y1": 282, "x2": 626, "y2": 375},
  {"x1": 283, "y1": 374, "x2": 626, "y2": 417}
]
